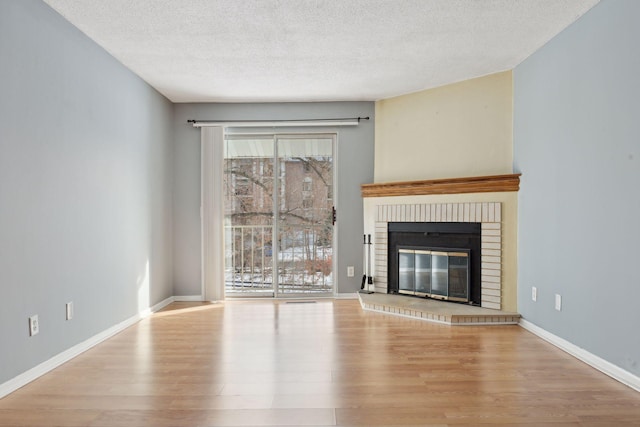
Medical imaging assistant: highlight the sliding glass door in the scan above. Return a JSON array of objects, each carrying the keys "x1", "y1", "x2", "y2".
[
  {"x1": 223, "y1": 134, "x2": 335, "y2": 297},
  {"x1": 276, "y1": 136, "x2": 334, "y2": 295}
]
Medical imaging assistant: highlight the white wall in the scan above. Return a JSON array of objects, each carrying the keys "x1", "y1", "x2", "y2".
[
  {"x1": 515, "y1": 0, "x2": 640, "y2": 376},
  {"x1": 0, "y1": 1, "x2": 174, "y2": 384}
]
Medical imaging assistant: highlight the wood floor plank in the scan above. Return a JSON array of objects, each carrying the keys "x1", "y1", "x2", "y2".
[
  {"x1": 0, "y1": 409, "x2": 100, "y2": 426},
  {"x1": 168, "y1": 395, "x2": 274, "y2": 410},
  {"x1": 0, "y1": 299, "x2": 639, "y2": 426}
]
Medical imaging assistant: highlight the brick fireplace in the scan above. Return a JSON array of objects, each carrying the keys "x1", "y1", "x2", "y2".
[
  {"x1": 373, "y1": 201, "x2": 502, "y2": 310},
  {"x1": 361, "y1": 174, "x2": 521, "y2": 312}
]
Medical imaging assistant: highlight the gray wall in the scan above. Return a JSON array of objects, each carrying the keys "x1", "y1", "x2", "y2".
[
  {"x1": 514, "y1": 0, "x2": 640, "y2": 375},
  {"x1": 0, "y1": 1, "x2": 174, "y2": 384},
  {"x1": 173, "y1": 103, "x2": 374, "y2": 296}
]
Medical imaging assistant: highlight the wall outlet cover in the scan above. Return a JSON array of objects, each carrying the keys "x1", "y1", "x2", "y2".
[
  {"x1": 532, "y1": 286, "x2": 537, "y2": 302},
  {"x1": 29, "y1": 315, "x2": 39, "y2": 336},
  {"x1": 555, "y1": 294, "x2": 562, "y2": 311}
]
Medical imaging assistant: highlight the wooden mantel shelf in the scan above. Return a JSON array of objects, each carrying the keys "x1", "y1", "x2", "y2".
[{"x1": 361, "y1": 173, "x2": 521, "y2": 198}]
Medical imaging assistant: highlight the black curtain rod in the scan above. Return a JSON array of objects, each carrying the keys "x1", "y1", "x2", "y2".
[{"x1": 187, "y1": 117, "x2": 370, "y2": 124}]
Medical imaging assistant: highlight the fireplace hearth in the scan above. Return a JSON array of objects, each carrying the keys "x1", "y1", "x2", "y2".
[{"x1": 388, "y1": 222, "x2": 481, "y2": 305}]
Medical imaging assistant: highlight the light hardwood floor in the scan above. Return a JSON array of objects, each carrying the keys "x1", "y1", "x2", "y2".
[{"x1": 1, "y1": 300, "x2": 639, "y2": 426}]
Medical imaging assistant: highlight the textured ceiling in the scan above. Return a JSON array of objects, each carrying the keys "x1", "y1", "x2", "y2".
[{"x1": 43, "y1": 0, "x2": 599, "y2": 103}]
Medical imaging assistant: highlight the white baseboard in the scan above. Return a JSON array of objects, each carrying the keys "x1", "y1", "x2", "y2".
[
  {"x1": 173, "y1": 295, "x2": 203, "y2": 302},
  {"x1": 519, "y1": 319, "x2": 640, "y2": 392},
  {"x1": 152, "y1": 296, "x2": 176, "y2": 311},
  {"x1": 138, "y1": 296, "x2": 176, "y2": 318},
  {"x1": 0, "y1": 296, "x2": 175, "y2": 399}
]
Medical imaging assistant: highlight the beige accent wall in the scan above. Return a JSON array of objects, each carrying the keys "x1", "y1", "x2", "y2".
[
  {"x1": 374, "y1": 71, "x2": 513, "y2": 183},
  {"x1": 369, "y1": 73, "x2": 517, "y2": 310}
]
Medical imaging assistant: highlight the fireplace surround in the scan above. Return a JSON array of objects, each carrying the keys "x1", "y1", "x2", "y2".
[
  {"x1": 373, "y1": 202, "x2": 503, "y2": 310},
  {"x1": 362, "y1": 174, "x2": 521, "y2": 311}
]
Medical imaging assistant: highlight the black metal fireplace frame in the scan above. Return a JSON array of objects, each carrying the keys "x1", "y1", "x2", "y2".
[{"x1": 388, "y1": 222, "x2": 482, "y2": 305}]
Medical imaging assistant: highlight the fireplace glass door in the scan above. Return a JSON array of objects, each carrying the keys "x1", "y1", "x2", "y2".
[
  {"x1": 396, "y1": 248, "x2": 470, "y2": 302},
  {"x1": 430, "y1": 251, "x2": 448, "y2": 298},
  {"x1": 448, "y1": 252, "x2": 469, "y2": 300},
  {"x1": 414, "y1": 250, "x2": 431, "y2": 296},
  {"x1": 398, "y1": 249, "x2": 415, "y2": 295}
]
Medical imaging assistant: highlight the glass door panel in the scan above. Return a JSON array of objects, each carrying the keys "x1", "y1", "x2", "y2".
[
  {"x1": 431, "y1": 251, "x2": 449, "y2": 297},
  {"x1": 448, "y1": 252, "x2": 469, "y2": 301},
  {"x1": 398, "y1": 249, "x2": 415, "y2": 295},
  {"x1": 276, "y1": 136, "x2": 334, "y2": 296},
  {"x1": 223, "y1": 137, "x2": 275, "y2": 296},
  {"x1": 414, "y1": 250, "x2": 432, "y2": 295}
]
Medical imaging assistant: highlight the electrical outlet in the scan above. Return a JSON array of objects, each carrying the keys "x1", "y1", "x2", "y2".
[
  {"x1": 29, "y1": 315, "x2": 39, "y2": 336},
  {"x1": 66, "y1": 302, "x2": 73, "y2": 320},
  {"x1": 347, "y1": 266, "x2": 355, "y2": 277},
  {"x1": 531, "y1": 286, "x2": 537, "y2": 302},
  {"x1": 555, "y1": 294, "x2": 562, "y2": 311}
]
